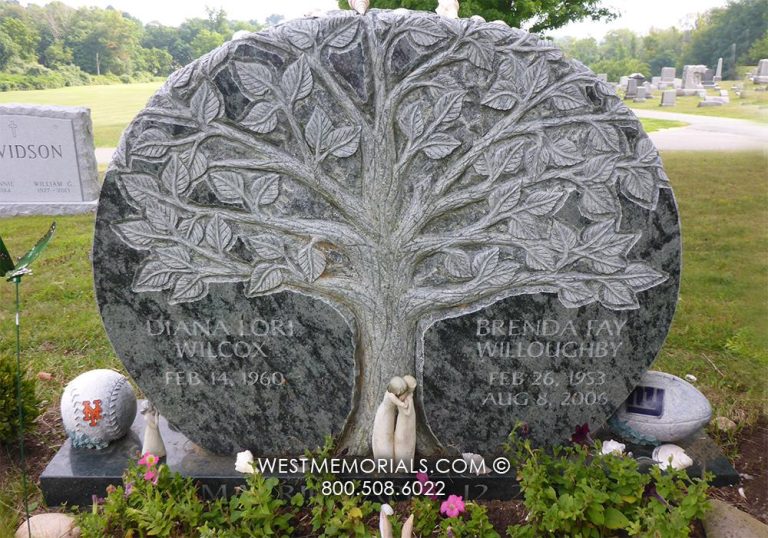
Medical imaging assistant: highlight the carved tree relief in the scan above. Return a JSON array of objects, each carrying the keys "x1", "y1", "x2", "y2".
[{"x1": 108, "y1": 11, "x2": 671, "y2": 455}]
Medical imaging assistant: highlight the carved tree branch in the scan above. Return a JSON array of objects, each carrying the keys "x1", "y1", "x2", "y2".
[{"x1": 208, "y1": 124, "x2": 372, "y2": 232}]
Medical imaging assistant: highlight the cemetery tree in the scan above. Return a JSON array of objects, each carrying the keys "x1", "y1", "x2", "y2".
[
  {"x1": 111, "y1": 14, "x2": 670, "y2": 454},
  {"x1": 337, "y1": 0, "x2": 617, "y2": 32}
]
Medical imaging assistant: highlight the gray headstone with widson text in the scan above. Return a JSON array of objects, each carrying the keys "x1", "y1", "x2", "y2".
[{"x1": 0, "y1": 104, "x2": 98, "y2": 216}]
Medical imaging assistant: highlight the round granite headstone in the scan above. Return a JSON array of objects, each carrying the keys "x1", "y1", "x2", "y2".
[{"x1": 94, "y1": 9, "x2": 680, "y2": 456}]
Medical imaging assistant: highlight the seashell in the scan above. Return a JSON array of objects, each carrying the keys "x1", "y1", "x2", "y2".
[
  {"x1": 652, "y1": 444, "x2": 693, "y2": 470},
  {"x1": 461, "y1": 452, "x2": 489, "y2": 474},
  {"x1": 349, "y1": 0, "x2": 369, "y2": 15},
  {"x1": 600, "y1": 439, "x2": 626, "y2": 456},
  {"x1": 379, "y1": 503, "x2": 394, "y2": 538}
]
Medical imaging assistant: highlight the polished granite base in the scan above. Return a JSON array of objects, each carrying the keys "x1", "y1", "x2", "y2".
[{"x1": 40, "y1": 403, "x2": 738, "y2": 507}]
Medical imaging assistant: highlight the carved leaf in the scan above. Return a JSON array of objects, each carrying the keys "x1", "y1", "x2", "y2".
[
  {"x1": 583, "y1": 156, "x2": 618, "y2": 185},
  {"x1": 178, "y1": 219, "x2": 204, "y2": 244},
  {"x1": 587, "y1": 255, "x2": 625, "y2": 274},
  {"x1": 579, "y1": 184, "x2": 618, "y2": 221},
  {"x1": 558, "y1": 282, "x2": 596, "y2": 308},
  {"x1": 489, "y1": 181, "x2": 522, "y2": 213},
  {"x1": 251, "y1": 174, "x2": 280, "y2": 205},
  {"x1": 133, "y1": 259, "x2": 176, "y2": 291},
  {"x1": 156, "y1": 247, "x2": 191, "y2": 270},
  {"x1": 481, "y1": 81, "x2": 517, "y2": 111},
  {"x1": 133, "y1": 128, "x2": 170, "y2": 159},
  {"x1": 171, "y1": 274, "x2": 208, "y2": 304},
  {"x1": 205, "y1": 214, "x2": 234, "y2": 251},
  {"x1": 298, "y1": 243, "x2": 326, "y2": 282},
  {"x1": 305, "y1": 107, "x2": 334, "y2": 153},
  {"x1": 281, "y1": 57, "x2": 313, "y2": 104},
  {"x1": 183, "y1": 148, "x2": 208, "y2": 182},
  {"x1": 434, "y1": 91, "x2": 466, "y2": 124},
  {"x1": 524, "y1": 143, "x2": 548, "y2": 177},
  {"x1": 191, "y1": 82, "x2": 221, "y2": 125},
  {"x1": 525, "y1": 244, "x2": 557, "y2": 271},
  {"x1": 461, "y1": 40, "x2": 494, "y2": 71},
  {"x1": 171, "y1": 63, "x2": 195, "y2": 89},
  {"x1": 635, "y1": 138, "x2": 661, "y2": 166},
  {"x1": 589, "y1": 125, "x2": 622, "y2": 153},
  {"x1": 497, "y1": 58, "x2": 521, "y2": 79},
  {"x1": 474, "y1": 25, "x2": 510, "y2": 43},
  {"x1": 121, "y1": 174, "x2": 158, "y2": 205},
  {"x1": 112, "y1": 220, "x2": 156, "y2": 249},
  {"x1": 472, "y1": 248, "x2": 500, "y2": 277},
  {"x1": 244, "y1": 102, "x2": 278, "y2": 134},
  {"x1": 407, "y1": 20, "x2": 447, "y2": 46},
  {"x1": 209, "y1": 171, "x2": 246, "y2": 204},
  {"x1": 445, "y1": 250, "x2": 473, "y2": 278},
  {"x1": 398, "y1": 103, "x2": 425, "y2": 140},
  {"x1": 203, "y1": 45, "x2": 229, "y2": 75},
  {"x1": 234, "y1": 61, "x2": 273, "y2": 98},
  {"x1": 547, "y1": 137, "x2": 584, "y2": 166},
  {"x1": 517, "y1": 188, "x2": 568, "y2": 216},
  {"x1": 283, "y1": 19, "x2": 317, "y2": 49},
  {"x1": 146, "y1": 203, "x2": 177, "y2": 233},
  {"x1": 523, "y1": 60, "x2": 549, "y2": 96},
  {"x1": 550, "y1": 220, "x2": 578, "y2": 254},
  {"x1": 622, "y1": 262, "x2": 667, "y2": 291},
  {"x1": 620, "y1": 168, "x2": 658, "y2": 209},
  {"x1": 481, "y1": 260, "x2": 521, "y2": 286},
  {"x1": 597, "y1": 280, "x2": 638, "y2": 310},
  {"x1": 475, "y1": 143, "x2": 524, "y2": 177},
  {"x1": 325, "y1": 126, "x2": 361, "y2": 158},
  {"x1": 508, "y1": 213, "x2": 547, "y2": 239},
  {"x1": 245, "y1": 235, "x2": 284, "y2": 260},
  {"x1": 247, "y1": 265, "x2": 284, "y2": 296},
  {"x1": 328, "y1": 21, "x2": 358, "y2": 47},
  {"x1": 161, "y1": 155, "x2": 190, "y2": 194},
  {"x1": 421, "y1": 133, "x2": 461, "y2": 159},
  {"x1": 551, "y1": 84, "x2": 588, "y2": 111}
]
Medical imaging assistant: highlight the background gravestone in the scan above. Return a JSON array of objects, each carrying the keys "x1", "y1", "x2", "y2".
[
  {"x1": 0, "y1": 104, "x2": 98, "y2": 216},
  {"x1": 94, "y1": 9, "x2": 679, "y2": 456}
]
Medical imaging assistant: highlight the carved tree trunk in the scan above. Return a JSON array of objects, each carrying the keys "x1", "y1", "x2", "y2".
[{"x1": 337, "y1": 260, "x2": 442, "y2": 456}]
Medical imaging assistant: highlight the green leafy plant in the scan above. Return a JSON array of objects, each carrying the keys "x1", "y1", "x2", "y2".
[
  {"x1": 412, "y1": 497, "x2": 440, "y2": 536},
  {"x1": 438, "y1": 501, "x2": 499, "y2": 538},
  {"x1": 0, "y1": 356, "x2": 40, "y2": 443},
  {"x1": 504, "y1": 433, "x2": 710, "y2": 537},
  {"x1": 304, "y1": 436, "x2": 379, "y2": 537},
  {"x1": 77, "y1": 460, "x2": 217, "y2": 537},
  {"x1": 223, "y1": 472, "x2": 302, "y2": 537}
]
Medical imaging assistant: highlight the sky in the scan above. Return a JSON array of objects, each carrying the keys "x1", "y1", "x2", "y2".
[{"x1": 24, "y1": 0, "x2": 730, "y2": 40}]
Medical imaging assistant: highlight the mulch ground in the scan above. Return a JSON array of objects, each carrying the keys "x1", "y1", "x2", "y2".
[{"x1": 1, "y1": 411, "x2": 766, "y2": 535}]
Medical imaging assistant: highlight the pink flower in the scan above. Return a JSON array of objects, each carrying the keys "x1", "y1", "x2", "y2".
[
  {"x1": 124, "y1": 482, "x2": 134, "y2": 497},
  {"x1": 138, "y1": 452, "x2": 159, "y2": 468},
  {"x1": 440, "y1": 495, "x2": 465, "y2": 518},
  {"x1": 143, "y1": 470, "x2": 158, "y2": 484}
]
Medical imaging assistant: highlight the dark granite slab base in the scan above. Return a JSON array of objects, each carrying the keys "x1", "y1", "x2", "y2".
[{"x1": 40, "y1": 403, "x2": 738, "y2": 507}]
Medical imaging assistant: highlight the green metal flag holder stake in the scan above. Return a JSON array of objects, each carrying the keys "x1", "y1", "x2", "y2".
[{"x1": 1, "y1": 222, "x2": 56, "y2": 538}]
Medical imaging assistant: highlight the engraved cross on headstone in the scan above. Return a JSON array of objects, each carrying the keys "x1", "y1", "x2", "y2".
[{"x1": 8, "y1": 121, "x2": 17, "y2": 138}]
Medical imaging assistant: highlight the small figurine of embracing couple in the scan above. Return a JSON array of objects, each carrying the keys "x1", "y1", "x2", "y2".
[{"x1": 371, "y1": 375, "x2": 417, "y2": 467}]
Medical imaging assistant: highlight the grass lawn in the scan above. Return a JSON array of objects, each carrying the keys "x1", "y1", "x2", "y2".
[
  {"x1": 628, "y1": 80, "x2": 768, "y2": 123},
  {"x1": 0, "y1": 151, "x2": 766, "y2": 533},
  {"x1": 639, "y1": 118, "x2": 688, "y2": 132},
  {"x1": 0, "y1": 82, "x2": 162, "y2": 147}
]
